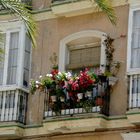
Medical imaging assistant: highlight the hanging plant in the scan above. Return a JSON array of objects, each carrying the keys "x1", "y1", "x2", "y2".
[{"x1": 103, "y1": 36, "x2": 120, "y2": 86}]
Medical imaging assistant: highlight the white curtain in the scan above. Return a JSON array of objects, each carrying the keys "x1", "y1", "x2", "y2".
[{"x1": 7, "y1": 32, "x2": 19, "y2": 85}]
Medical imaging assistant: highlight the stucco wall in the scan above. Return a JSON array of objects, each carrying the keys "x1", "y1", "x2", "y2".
[{"x1": 31, "y1": 5, "x2": 129, "y2": 116}]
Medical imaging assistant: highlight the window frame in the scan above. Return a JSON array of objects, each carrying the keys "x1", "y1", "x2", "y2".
[
  {"x1": 127, "y1": 5, "x2": 140, "y2": 75},
  {"x1": 127, "y1": 4, "x2": 140, "y2": 109},
  {"x1": 0, "y1": 21, "x2": 31, "y2": 90},
  {"x1": 67, "y1": 42, "x2": 101, "y2": 70},
  {"x1": 59, "y1": 30, "x2": 107, "y2": 73}
]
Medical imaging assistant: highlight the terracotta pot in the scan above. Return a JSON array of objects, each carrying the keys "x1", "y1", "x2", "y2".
[
  {"x1": 95, "y1": 97, "x2": 103, "y2": 106},
  {"x1": 38, "y1": 85, "x2": 44, "y2": 92}
]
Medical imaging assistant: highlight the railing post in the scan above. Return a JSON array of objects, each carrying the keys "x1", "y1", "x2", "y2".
[
  {"x1": 101, "y1": 78, "x2": 110, "y2": 116},
  {"x1": 1, "y1": 92, "x2": 6, "y2": 121}
]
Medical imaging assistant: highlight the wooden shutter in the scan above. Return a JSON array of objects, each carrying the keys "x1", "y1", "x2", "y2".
[{"x1": 67, "y1": 45, "x2": 100, "y2": 70}]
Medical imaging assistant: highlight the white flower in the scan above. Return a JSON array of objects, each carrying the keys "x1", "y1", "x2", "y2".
[
  {"x1": 46, "y1": 74, "x2": 51, "y2": 77},
  {"x1": 36, "y1": 81, "x2": 40, "y2": 84},
  {"x1": 36, "y1": 85, "x2": 39, "y2": 88},
  {"x1": 49, "y1": 74, "x2": 53, "y2": 77},
  {"x1": 58, "y1": 72, "x2": 61, "y2": 75},
  {"x1": 66, "y1": 72, "x2": 72, "y2": 79},
  {"x1": 39, "y1": 75, "x2": 42, "y2": 78}
]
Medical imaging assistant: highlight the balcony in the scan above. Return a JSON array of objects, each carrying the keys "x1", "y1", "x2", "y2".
[
  {"x1": 0, "y1": 88, "x2": 28, "y2": 124},
  {"x1": 43, "y1": 76, "x2": 110, "y2": 119},
  {"x1": 127, "y1": 74, "x2": 140, "y2": 125},
  {"x1": 51, "y1": 0, "x2": 97, "y2": 17},
  {"x1": 50, "y1": 0, "x2": 127, "y2": 18}
]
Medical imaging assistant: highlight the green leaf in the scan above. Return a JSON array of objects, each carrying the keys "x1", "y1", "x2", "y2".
[
  {"x1": 0, "y1": 0, "x2": 37, "y2": 48},
  {"x1": 93, "y1": 0, "x2": 117, "y2": 25}
]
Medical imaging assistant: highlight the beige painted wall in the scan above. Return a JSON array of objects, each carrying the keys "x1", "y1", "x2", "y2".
[{"x1": 31, "y1": 5, "x2": 129, "y2": 116}]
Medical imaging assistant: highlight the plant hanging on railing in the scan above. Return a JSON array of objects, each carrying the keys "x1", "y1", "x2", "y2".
[{"x1": 103, "y1": 35, "x2": 120, "y2": 86}]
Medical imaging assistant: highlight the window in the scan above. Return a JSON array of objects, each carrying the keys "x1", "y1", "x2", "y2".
[
  {"x1": 0, "y1": 22, "x2": 31, "y2": 88},
  {"x1": 7, "y1": 32, "x2": 19, "y2": 85},
  {"x1": 66, "y1": 42, "x2": 101, "y2": 73},
  {"x1": 129, "y1": 10, "x2": 140, "y2": 71},
  {"x1": 128, "y1": 7, "x2": 140, "y2": 109},
  {"x1": 23, "y1": 35, "x2": 31, "y2": 87},
  {"x1": 59, "y1": 30, "x2": 107, "y2": 73}
]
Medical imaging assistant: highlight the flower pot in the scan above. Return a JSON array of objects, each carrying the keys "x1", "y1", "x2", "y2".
[
  {"x1": 38, "y1": 85, "x2": 44, "y2": 92},
  {"x1": 95, "y1": 97, "x2": 103, "y2": 106},
  {"x1": 60, "y1": 96, "x2": 65, "y2": 102},
  {"x1": 77, "y1": 93, "x2": 83, "y2": 99},
  {"x1": 50, "y1": 95, "x2": 57, "y2": 102},
  {"x1": 109, "y1": 76, "x2": 118, "y2": 86},
  {"x1": 85, "y1": 91, "x2": 92, "y2": 97}
]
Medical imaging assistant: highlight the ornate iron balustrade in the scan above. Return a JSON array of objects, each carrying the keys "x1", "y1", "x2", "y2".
[
  {"x1": 0, "y1": 88, "x2": 28, "y2": 124},
  {"x1": 128, "y1": 74, "x2": 140, "y2": 109},
  {"x1": 44, "y1": 76, "x2": 110, "y2": 118}
]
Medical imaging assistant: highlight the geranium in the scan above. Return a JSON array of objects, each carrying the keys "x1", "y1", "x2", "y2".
[
  {"x1": 30, "y1": 68, "x2": 97, "y2": 95},
  {"x1": 78, "y1": 68, "x2": 96, "y2": 92},
  {"x1": 51, "y1": 68, "x2": 58, "y2": 80},
  {"x1": 65, "y1": 76, "x2": 79, "y2": 92}
]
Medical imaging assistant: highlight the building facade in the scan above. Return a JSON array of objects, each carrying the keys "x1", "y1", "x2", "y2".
[{"x1": 0, "y1": 0, "x2": 140, "y2": 139}]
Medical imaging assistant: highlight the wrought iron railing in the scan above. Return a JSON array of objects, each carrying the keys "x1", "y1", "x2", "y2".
[
  {"x1": 128, "y1": 74, "x2": 140, "y2": 109},
  {"x1": 52, "y1": 0, "x2": 67, "y2": 2},
  {"x1": 44, "y1": 76, "x2": 110, "y2": 118},
  {"x1": 21, "y1": 0, "x2": 32, "y2": 5},
  {"x1": 0, "y1": 89, "x2": 28, "y2": 124}
]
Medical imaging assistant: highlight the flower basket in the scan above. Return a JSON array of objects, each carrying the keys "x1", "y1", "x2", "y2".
[{"x1": 108, "y1": 76, "x2": 118, "y2": 86}]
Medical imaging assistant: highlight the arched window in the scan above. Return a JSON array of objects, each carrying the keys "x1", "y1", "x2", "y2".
[{"x1": 59, "y1": 30, "x2": 107, "y2": 73}]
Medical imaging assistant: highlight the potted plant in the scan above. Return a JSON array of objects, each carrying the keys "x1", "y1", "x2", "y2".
[
  {"x1": 82, "y1": 100, "x2": 93, "y2": 113},
  {"x1": 56, "y1": 86, "x2": 65, "y2": 102},
  {"x1": 94, "y1": 96, "x2": 104, "y2": 106},
  {"x1": 78, "y1": 68, "x2": 96, "y2": 98},
  {"x1": 49, "y1": 82, "x2": 57, "y2": 102}
]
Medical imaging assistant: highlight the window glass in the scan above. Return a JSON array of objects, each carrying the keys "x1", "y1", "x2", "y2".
[
  {"x1": 23, "y1": 34, "x2": 31, "y2": 87},
  {"x1": 131, "y1": 10, "x2": 140, "y2": 68},
  {"x1": 7, "y1": 32, "x2": 19, "y2": 85}
]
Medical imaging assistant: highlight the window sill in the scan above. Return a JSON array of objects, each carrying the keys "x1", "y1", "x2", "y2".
[{"x1": 0, "y1": 85, "x2": 29, "y2": 93}]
